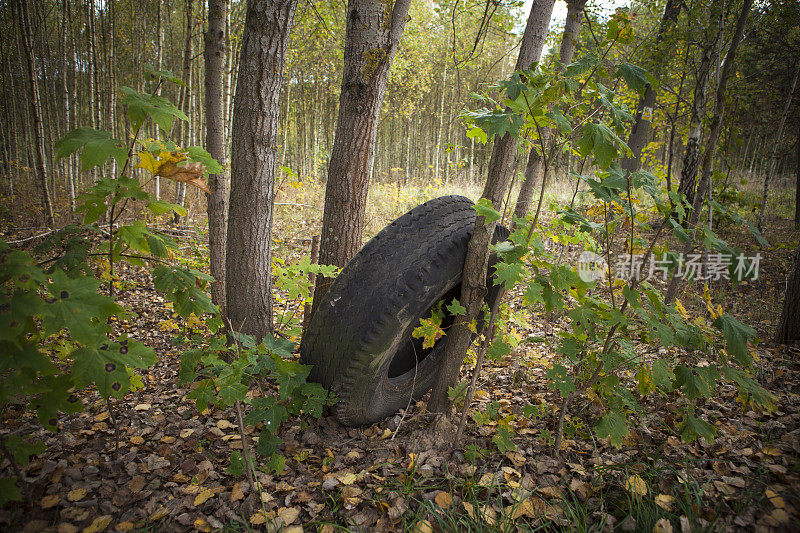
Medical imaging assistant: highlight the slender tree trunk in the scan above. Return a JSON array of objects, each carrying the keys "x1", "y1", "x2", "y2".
[
  {"x1": 677, "y1": 3, "x2": 723, "y2": 214},
  {"x1": 434, "y1": 68, "x2": 447, "y2": 182},
  {"x1": 18, "y1": 0, "x2": 55, "y2": 228},
  {"x1": 155, "y1": 0, "x2": 164, "y2": 199},
  {"x1": 428, "y1": 0, "x2": 556, "y2": 415},
  {"x1": 665, "y1": 0, "x2": 753, "y2": 304},
  {"x1": 757, "y1": 62, "x2": 800, "y2": 231},
  {"x1": 225, "y1": 0, "x2": 297, "y2": 339},
  {"x1": 206, "y1": 0, "x2": 229, "y2": 310},
  {"x1": 310, "y1": 0, "x2": 413, "y2": 310},
  {"x1": 795, "y1": 127, "x2": 799, "y2": 229},
  {"x1": 512, "y1": 0, "x2": 580, "y2": 222},
  {"x1": 173, "y1": 0, "x2": 194, "y2": 222},
  {"x1": 621, "y1": 0, "x2": 680, "y2": 173}
]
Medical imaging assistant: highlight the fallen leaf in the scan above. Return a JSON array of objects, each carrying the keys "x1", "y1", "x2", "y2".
[
  {"x1": 231, "y1": 483, "x2": 244, "y2": 502},
  {"x1": 41, "y1": 494, "x2": 61, "y2": 509},
  {"x1": 149, "y1": 507, "x2": 168, "y2": 521},
  {"x1": 770, "y1": 508, "x2": 790, "y2": 524},
  {"x1": 180, "y1": 428, "x2": 194, "y2": 439},
  {"x1": 82, "y1": 515, "x2": 112, "y2": 533},
  {"x1": 412, "y1": 520, "x2": 433, "y2": 533},
  {"x1": 653, "y1": 518, "x2": 673, "y2": 533},
  {"x1": 134, "y1": 403, "x2": 151, "y2": 411},
  {"x1": 537, "y1": 485, "x2": 563, "y2": 499},
  {"x1": 194, "y1": 489, "x2": 214, "y2": 506},
  {"x1": 337, "y1": 472, "x2": 357, "y2": 485},
  {"x1": 193, "y1": 518, "x2": 211, "y2": 532},
  {"x1": 94, "y1": 411, "x2": 110, "y2": 421},
  {"x1": 624, "y1": 475, "x2": 648, "y2": 497},
  {"x1": 113, "y1": 523, "x2": 134, "y2": 532},
  {"x1": 765, "y1": 489, "x2": 786, "y2": 508},
  {"x1": 66, "y1": 488, "x2": 87, "y2": 502},
  {"x1": 463, "y1": 502, "x2": 475, "y2": 519},
  {"x1": 57, "y1": 523, "x2": 79, "y2": 533},
  {"x1": 129, "y1": 436, "x2": 144, "y2": 445},
  {"x1": 654, "y1": 494, "x2": 674, "y2": 511},
  {"x1": 216, "y1": 419, "x2": 235, "y2": 430},
  {"x1": 250, "y1": 511, "x2": 269, "y2": 525},
  {"x1": 434, "y1": 491, "x2": 453, "y2": 509},
  {"x1": 278, "y1": 507, "x2": 301, "y2": 525},
  {"x1": 127, "y1": 476, "x2": 145, "y2": 493}
]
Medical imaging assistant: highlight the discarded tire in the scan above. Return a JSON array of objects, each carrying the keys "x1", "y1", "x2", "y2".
[{"x1": 300, "y1": 195, "x2": 509, "y2": 426}]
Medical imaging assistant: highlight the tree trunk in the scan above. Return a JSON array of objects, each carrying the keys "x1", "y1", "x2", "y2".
[
  {"x1": 757, "y1": 62, "x2": 800, "y2": 231},
  {"x1": 665, "y1": 0, "x2": 753, "y2": 304},
  {"x1": 512, "y1": 0, "x2": 580, "y2": 222},
  {"x1": 17, "y1": 0, "x2": 55, "y2": 228},
  {"x1": 776, "y1": 245, "x2": 800, "y2": 343},
  {"x1": 795, "y1": 126, "x2": 799, "y2": 229},
  {"x1": 621, "y1": 0, "x2": 680, "y2": 174},
  {"x1": 428, "y1": 0, "x2": 556, "y2": 415},
  {"x1": 205, "y1": 0, "x2": 229, "y2": 310},
  {"x1": 173, "y1": 0, "x2": 194, "y2": 223},
  {"x1": 154, "y1": 0, "x2": 164, "y2": 199},
  {"x1": 225, "y1": 0, "x2": 297, "y2": 339},
  {"x1": 310, "y1": 0, "x2": 412, "y2": 308},
  {"x1": 677, "y1": 3, "x2": 722, "y2": 214}
]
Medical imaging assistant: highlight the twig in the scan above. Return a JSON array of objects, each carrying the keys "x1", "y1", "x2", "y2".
[{"x1": 6, "y1": 230, "x2": 54, "y2": 244}]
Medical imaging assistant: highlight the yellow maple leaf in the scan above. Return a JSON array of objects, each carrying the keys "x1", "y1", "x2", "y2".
[
  {"x1": 624, "y1": 475, "x2": 648, "y2": 497},
  {"x1": 66, "y1": 488, "x2": 87, "y2": 502},
  {"x1": 83, "y1": 515, "x2": 112, "y2": 533},
  {"x1": 194, "y1": 488, "x2": 214, "y2": 506},
  {"x1": 40, "y1": 494, "x2": 60, "y2": 509}
]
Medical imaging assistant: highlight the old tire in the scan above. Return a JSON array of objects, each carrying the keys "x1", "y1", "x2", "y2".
[{"x1": 300, "y1": 195, "x2": 509, "y2": 426}]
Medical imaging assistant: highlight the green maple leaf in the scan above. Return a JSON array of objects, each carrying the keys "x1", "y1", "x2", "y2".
[
  {"x1": 487, "y1": 339, "x2": 511, "y2": 362},
  {"x1": 474, "y1": 198, "x2": 501, "y2": 225},
  {"x1": 493, "y1": 261, "x2": 524, "y2": 290},
  {"x1": 712, "y1": 314, "x2": 756, "y2": 366},
  {"x1": 595, "y1": 411, "x2": 629, "y2": 447},
  {"x1": 446, "y1": 298, "x2": 466, "y2": 316},
  {"x1": 55, "y1": 127, "x2": 128, "y2": 171},
  {"x1": 679, "y1": 412, "x2": 716, "y2": 443}
]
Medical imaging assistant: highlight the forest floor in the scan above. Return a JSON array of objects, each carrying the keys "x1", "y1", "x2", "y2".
[{"x1": 2, "y1": 182, "x2": 800, "y2": 532}]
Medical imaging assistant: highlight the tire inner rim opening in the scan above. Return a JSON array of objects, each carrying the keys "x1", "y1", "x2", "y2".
[{"x1": 387, "y1": 284, "x2": 462, "y2": 379}]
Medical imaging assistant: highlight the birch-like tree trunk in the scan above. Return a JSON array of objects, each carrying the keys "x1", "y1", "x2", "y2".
[
  {"x1": 620, "y1": 0, "x2": 681, "y2": 173},
  {"x1": 205, "y1": 0, "x2": 229, "y2": 310},
  {"x1": 225, "y1": 0, "x2": 297, "y2": 339},
  {"x1": 512, "y1": 0, "x2": 581, "y2": 222},
  {"x1": 310, "y1": 0, "x2": 413, "y2": 308},
  {"x1": 428, "y1": 0, "x2": 556, "y2": 414},
  {"x1": 17, "y1": 0, "x2": 55, "y2": 228},
  {"x1": 757, "y1": 62, "x2": 800, "y2": 231},
  {"x1": 665, "y1": 0, "x2": 753, "y2": 304},
  {"x1": 676, "y1": 3, "x2": 723, "y2": 213}
]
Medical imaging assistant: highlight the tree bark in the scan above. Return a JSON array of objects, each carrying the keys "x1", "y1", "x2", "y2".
[
  {"x1": 512, "y1": 0, "x2": 581, "y2": 223},
  {"x1": 677, "y1": 3, "x2": 723, "y2": 214},
  {"x1": 757, "y1": 61, "x2": 800, "y2": 231},
  {"x1": 795, "y1": 126, "x2": 799, "y2": 229},
  {"x1": 621, "y1": 0, "x2": 680, "y2": 174},
  {"x1": 225, "y1": 0, "x2": 297, "y2": 339},
  {"x1": 776, "y1": 245, "x2": 800, "y2": 343},
  {"x1": 205, "y1": 0, "x2": 229, "y2": 310},
  {"x1": 310, "y1": 0, "x2": 412, "y2": 308},
  {"x1": 17, "y1": 0, "x2": 55, "y2": 228},
  {"x1": 665, "y1": 0, "x2": 753, "y2": 304},
  {"x1": 428, "y1": 0, "x2": 556, "y2": 415}
]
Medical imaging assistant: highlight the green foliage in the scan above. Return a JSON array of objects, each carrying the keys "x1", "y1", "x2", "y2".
[
  {"x1": 179, "y1": 332, "x2": 336, "y2": 476},
  {"x1": 460, "y1": 22, "x2": 772, "y2": 450},
  {"x1": 0, "y1": 71, "x2": 230, "y2": 501}
]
